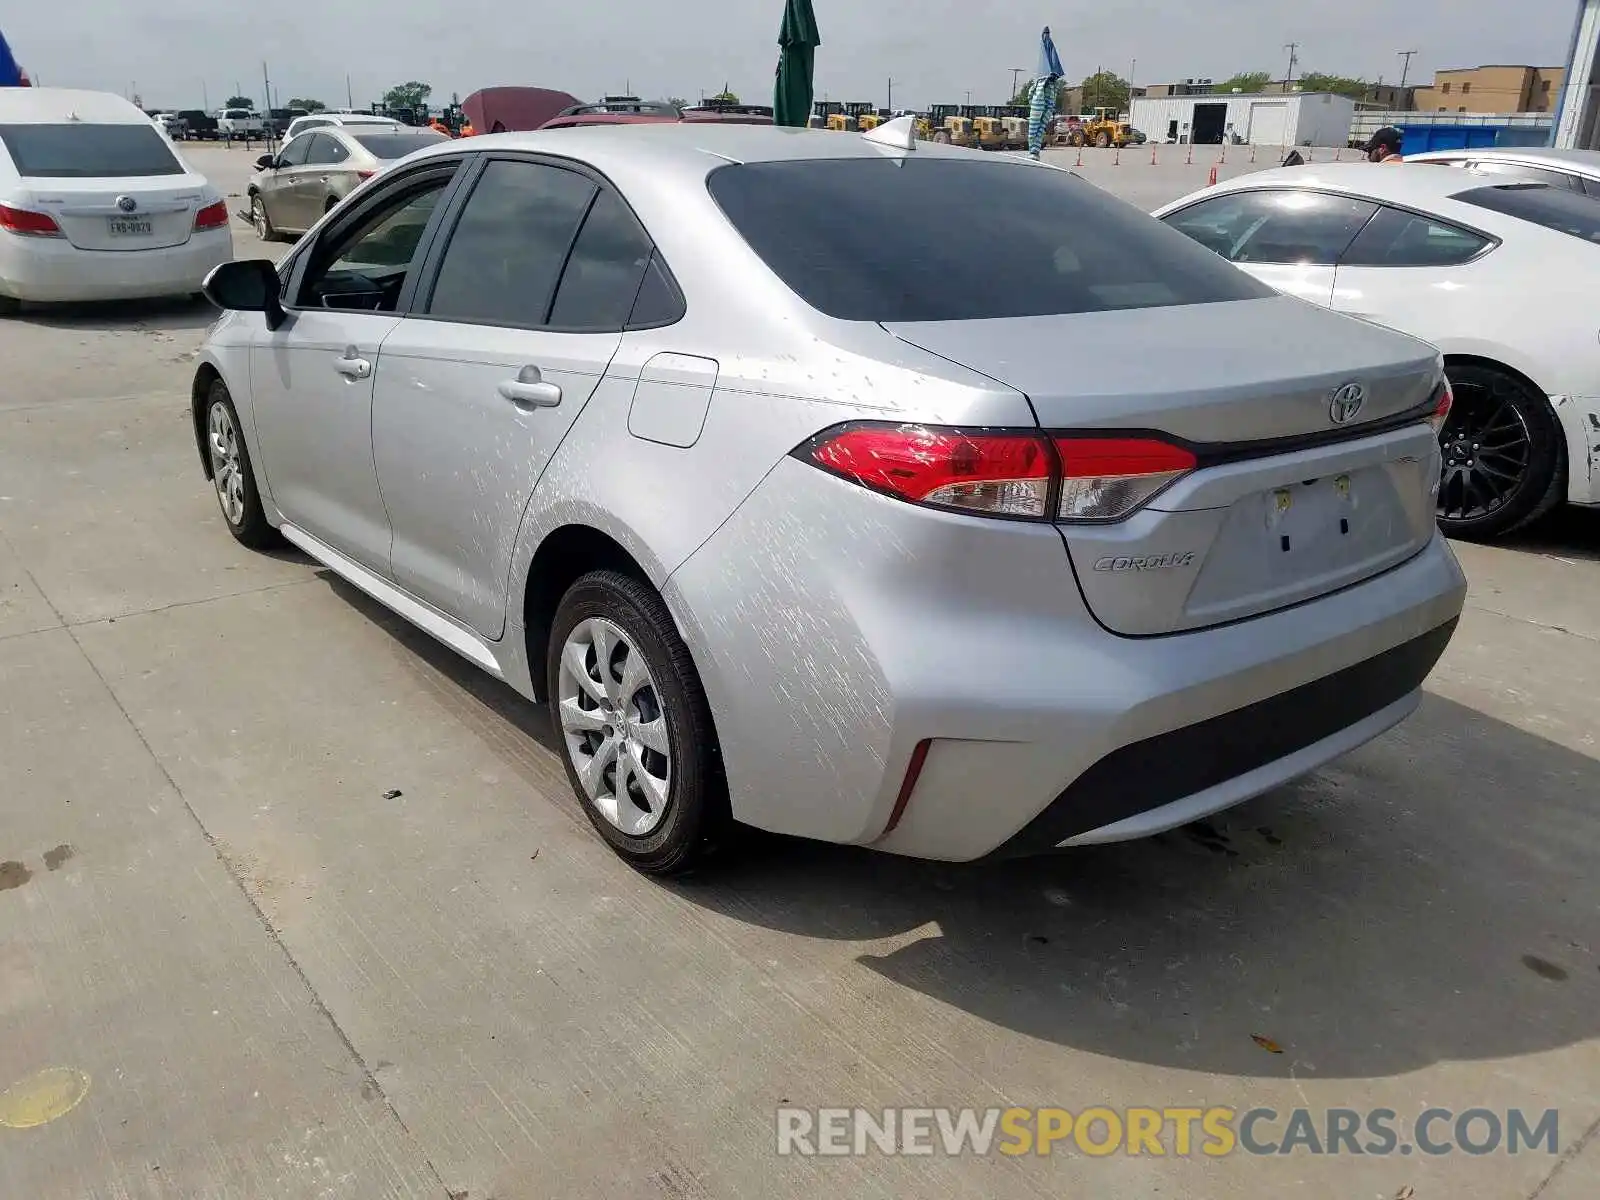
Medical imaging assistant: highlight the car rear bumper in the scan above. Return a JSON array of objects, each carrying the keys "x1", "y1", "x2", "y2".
[
  {"x1": 1553, "y1": 394, "x2": 1600, "y2": 506},
  {"x1": 0, "y1": 229, "x2": 233, "y2": 302},
  {"x1": 665, "y1": 457, "x2": 1467, "y2": 862}
]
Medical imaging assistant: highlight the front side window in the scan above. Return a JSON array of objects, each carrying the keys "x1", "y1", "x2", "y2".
[
  {"x1": 425, "y1": 159, "x2": 596, "y2": 327},
  {"x1": 1454, "y1": 183, "x2": 1600, "y2": 243},
  {"x1": 1340, "y1": 206, "x2": 1493, "y2": 267},
  {"x1": 1164, "y1": 190, "x2": 1377, "y2": 266},
  {"x1": 275, "y1": 135, "x2": 314, "y2": 168},
  {"x1": 0, "y1": 123, "x2": 184, "y2": 178},
  {"x1": 298, "y1": 174, "x2": 453, "y2": 312},
  {"x1": 708, "y1": 158, "x2": 1270, "y2": 322}
]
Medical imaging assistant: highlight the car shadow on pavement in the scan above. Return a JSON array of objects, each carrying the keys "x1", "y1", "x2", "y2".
[
  {"x1": 315, "y1": 572, "x2": 1600, "y2": 1082},
  {"x1": 13, "y1": 295, "x2": 218, "y2": 333},
  {"x1": 1497, "y1": 504, "x2": 1600, "y2": 563},
  {"x1": 672, "y1": 693, "x2": 1600, "y2": 1080}
]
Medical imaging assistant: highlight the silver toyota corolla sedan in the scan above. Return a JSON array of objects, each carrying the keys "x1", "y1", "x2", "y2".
[{"x1": 193, "y1": 121, "x2": 1467, "y2": 875}]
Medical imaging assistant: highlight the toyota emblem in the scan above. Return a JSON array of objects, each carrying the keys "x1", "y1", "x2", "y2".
[
  {"x1": 116, "y1": 195, "x2": 138, "y2": 213},
  {"x1": 1329, "y1": 382, "x2": 1366, "y2": 425}
]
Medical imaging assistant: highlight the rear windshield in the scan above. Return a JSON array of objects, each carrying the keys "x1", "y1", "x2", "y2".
[
  {"x1": 1452, "y1": 183, "x2": 1600, "y2": 243},
  {"x1": 706, "y1": 158, "x2": 1270, "y2": 321},
  {"x1": 352, "y1": 132, "x2": 447, "y2": 158},
  {"x1": 0, "y1": 123, "x2": 184, "y2": 178}
]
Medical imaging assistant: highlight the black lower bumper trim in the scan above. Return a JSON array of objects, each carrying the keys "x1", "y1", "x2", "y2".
[{"x1": 988, "y1": 618, "x2": 1458, "y2": 859}]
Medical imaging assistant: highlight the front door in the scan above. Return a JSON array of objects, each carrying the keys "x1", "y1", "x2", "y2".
[
  {"x1": 249, "y1": 167, "x2": 460, "y2": 572},
  {"x1": 372, "y1": 158, "x2": 659, "y2": 638},
  {"x1": 257, "y1": 132, "x2": 312, "y2": 233}
]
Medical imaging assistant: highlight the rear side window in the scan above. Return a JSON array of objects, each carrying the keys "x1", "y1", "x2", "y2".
[
  {"x1": 1340, "y1": 205, "x2": 1493, "y2": 267},
  {"x1": 1466, "y1": 161, "x2": 1582, "y2": 190},
  {"x1": 353, "y1": 132, "x2": 447, "y2": 158},
  {"x1": 548, "y1": 189, "x2": 656, "y2": 329},
  {"x1": 1164, "y1": 189, "x2": 1377, "y2": 265},
  {"x1": 425, "y1": 159, "x2": 596, "y2": 327},
  {"x1": 706, "y1": 158, "x2": 1270, "y2": 321},
  {"x1": 1453, "y1": 183, "x2": 1600, "y2": 243},
  {"x1": 302, "y1": 134, "x2": 350, "y2": 166},
  {"x1": 0, "y1": 123, "x2": 184, "y2": 178}
]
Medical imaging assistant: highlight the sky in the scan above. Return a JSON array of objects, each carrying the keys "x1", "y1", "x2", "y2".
[{"x1": 4, "y1": 0, "x2": 1584, "y2": 113}]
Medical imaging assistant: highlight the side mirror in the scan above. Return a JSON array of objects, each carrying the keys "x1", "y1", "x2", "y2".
[
  {"x1": 255, "y1": 153, "x2": 277, "y2": 170},
  {"x1": 202, "y1": 259, "x2": 287, "y2": 330}
]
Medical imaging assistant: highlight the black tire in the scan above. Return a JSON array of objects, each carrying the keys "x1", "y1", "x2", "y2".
[
  {"x1": 249, "y1": 193, "x2": 280, "y2": 243},
  {"x1": 546, "y1": 570, "x2": 728, "y2": 876},
  {"x1": 1095, "y1": 132, "x2": 1111, "y2": 148},
  {"x1": 1437, "y1": 362, "x2": 1565, "y2": 540},
  {"x1": 203, "y1": 379, "x2": 278, "y2": 549}
]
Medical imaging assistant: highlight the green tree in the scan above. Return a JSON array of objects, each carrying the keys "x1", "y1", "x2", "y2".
[
  {"x1": 383, "y1": 81, "x2": 433, "y2": 112},
  {"x1": 287, "y1": 97, "x2": 326, "y2": 113},
  {"x1": 224, "y1": 95, "x2": 255, "y2": 110},
  {"x1": 1216, "y1": 71, "x2": 1271, "y2": 94},
  {"x1": 1297, "y1": 72, "x2": 1371, "y2": 99},
  {"x1": 1010, "y1": 79, "x2": 1069, "y2": 110},
  {"x1": 711, "y1": 88, "x2": 740, "y2": 104},
  {"x1": 1080, "y1": 70, "x2": 1129, "y2": 114},
  {"x1": 666, "y1": 96, "x2": 688, "y2": 112}
]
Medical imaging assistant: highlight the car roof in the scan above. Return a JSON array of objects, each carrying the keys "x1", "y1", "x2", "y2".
[
  {"x1": 0, "y1": 87, "x2": 153, "y2": 125},
  {"x1": 1407, "y1": 146, "x2": 1600, "y2": 174},
  {"x1": 408, "y1": 120, "x2": 997, "y2": 174},
  {"x1": 1161, "y1": 161, "x2": 1526, "y2": 211}
]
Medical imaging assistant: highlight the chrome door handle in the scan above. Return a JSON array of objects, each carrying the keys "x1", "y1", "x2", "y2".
[
  {"x1": 498, "y1": 366, "x2": 562, "y2": 409},
  {"x1": 334, "y1": 347, "x2": 372, "y2": 380}
]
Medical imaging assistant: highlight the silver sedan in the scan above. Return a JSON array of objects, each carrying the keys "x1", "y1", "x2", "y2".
[
  {"x1": 246, "y1": 127, "x2": 448, "y2": 241},
  {"x1": 193, "y1": 121, "x2": 1466, "y2": 875}
]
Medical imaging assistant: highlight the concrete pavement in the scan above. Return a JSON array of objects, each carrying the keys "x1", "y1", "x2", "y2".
[{"x1": 1, "y1": 144, "x2": 1597, "y2": 1199}]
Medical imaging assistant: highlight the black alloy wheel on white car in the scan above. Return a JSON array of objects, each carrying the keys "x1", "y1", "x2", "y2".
[
  {"x1": 547, "y1": 570, "x2": 727, "y2": 876},
  {"x1": 1436, "y1": 362, "x2": 1565, "y2": 541}
]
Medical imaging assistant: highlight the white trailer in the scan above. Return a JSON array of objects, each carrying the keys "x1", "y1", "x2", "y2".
[{"x1": 1131, "y1": 91, "x2": 1356, "y2": 147}]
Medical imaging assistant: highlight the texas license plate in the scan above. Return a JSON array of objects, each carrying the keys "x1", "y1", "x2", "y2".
[{"x1": 107, "y1": 216, "x2": 154, "y2": 237}]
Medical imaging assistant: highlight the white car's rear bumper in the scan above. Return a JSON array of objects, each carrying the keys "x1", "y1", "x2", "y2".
[
  {"x1": 1553, "y1": 394, "x2": 1600, "y2": 506},
  {"x1": 0, "y1": 228, "x2": 233, "y2": 303}
]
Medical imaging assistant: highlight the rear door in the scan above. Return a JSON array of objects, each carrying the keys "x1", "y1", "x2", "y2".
[
  {"x1": 371, "y1": 155, "x2": 653, "y2": 638},
  {"x1": 0, "y1": 120, "x2": 203, "y2": 249},
  {"x1": 1161, "y1": 188, "x2": 1378, "y2": 307},
  {"x1": 297, "y1": 132, "x2": 354, "y2": 221}
]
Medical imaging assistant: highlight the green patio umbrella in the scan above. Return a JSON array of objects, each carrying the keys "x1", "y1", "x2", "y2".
[{"x1": 774, "y1": 0, "x2": 821, "y2": 128}]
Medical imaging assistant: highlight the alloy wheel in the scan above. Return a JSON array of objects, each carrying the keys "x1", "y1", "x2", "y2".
[
  {"x1": 1438, "y1": 374, "x2": 1532, "y2": 523},
  {"x1": 207, "y1": 402, "x2": 247, "y2": 526},
  {"x1": 251, "y1": 196, "x2": 269, "y2": 240},
  {"x1": 557, "y1": 617, "x2": 672, "y2": 837}
]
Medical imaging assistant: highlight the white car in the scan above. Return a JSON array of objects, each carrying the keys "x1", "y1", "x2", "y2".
[
  {"x1": 284, "y1": 113, "x2": 403, "y2": 142},
  {"x1": 0, "y1": 88, "x2": 233, "y2": 311},
  {"x1": 216, "y1": 107, "x2": 266, "y2": 139},
  {"x1": 1406, "y1": 146, "x2": 1600, "y2": 197},
  {"x1": 1155, "y1": 163, "x2": 1600, "y2": 539}
]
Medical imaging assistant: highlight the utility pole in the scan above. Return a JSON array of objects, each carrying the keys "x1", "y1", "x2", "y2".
[
  {"x1": 887, "y1": 77, "x2": 895, "y2": 112},
  {"x1": 965, "y1": 88, "x2": 972, "y2": 106},
  {"x1": 202, "y1": 81, "x2": 209, "y2": 110},
  {"x1": 1283, "y1": 42, "x2": 1299, "y2": 88},
  {"x1": 1397, "y1": 49, "x2": 1418, "y2": 89},
  {"x1": 1010, "y1": 67, "x2": 1026, "y2": 99},
  {"x1": 346, "y1": 73, "x2": 354, "y2": 110}
]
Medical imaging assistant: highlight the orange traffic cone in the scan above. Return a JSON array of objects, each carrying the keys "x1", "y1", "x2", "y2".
[
  {"x1": 1113, "y1": 146, "x2": 1121, "y2": 165},
  {"x1": 1075, "y1": 146, "x2": 1084, "y2": 167},
  {"x1": 1185, "y1": 144, "x2": 1193, "y2": 165},
  {"x1": 1150, "y1": 144, "x2": 1157, "y2": 165},
  {"x1": 1207, "y1": 164, "x2": 1218, "y2": 187}
]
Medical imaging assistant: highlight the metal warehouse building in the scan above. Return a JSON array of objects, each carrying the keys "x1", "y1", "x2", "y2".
[{"x1": 1130, "y1": 91, "x2": 1357, "y2": 147}]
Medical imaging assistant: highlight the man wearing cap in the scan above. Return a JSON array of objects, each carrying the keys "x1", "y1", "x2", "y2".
[{"x1": 1364, "y1": 126, "x2": 1405, "y2": 163}]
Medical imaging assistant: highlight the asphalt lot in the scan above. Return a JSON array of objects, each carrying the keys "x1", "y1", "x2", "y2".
[{"x1": 2, "y1": 142, "x2": 1598, "y2": 1199}]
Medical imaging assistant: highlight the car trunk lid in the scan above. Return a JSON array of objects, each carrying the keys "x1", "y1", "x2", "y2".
[
  {"x1": 884, "y1": 296, "x2": 1444, "y2": 635},
  {"x1": 22, "y1": 175, "x2": 207, "y2": 251}
]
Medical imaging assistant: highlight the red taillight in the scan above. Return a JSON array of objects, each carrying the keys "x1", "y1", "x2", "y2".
[
  {"x1": 193, "y1": 200, "x2": 229, "y2": 231},
  {"x1": 1053, "y1": 436, "x2": 1197, "y2": 521},
  {"x1": 801, "y1": 424, "x2": 1196, "y2": 523},
  {"x1": 0, "y1": 203, "x2": 62, "y2": 237},
  {"x1": 1427, "y1": 378, "x2": 1454, "y2": 435},
  {"x1": 807, "y1": 425, "x2": 1053, "y2": 518}
]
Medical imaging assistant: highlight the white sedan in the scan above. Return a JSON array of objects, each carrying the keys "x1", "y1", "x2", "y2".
[
  {"x1": 1155, "y1": 163, "x2": 1600, "y2": 540},
  {"x1": 0, "y1": 87, "x2": 233, "y2": 311}
]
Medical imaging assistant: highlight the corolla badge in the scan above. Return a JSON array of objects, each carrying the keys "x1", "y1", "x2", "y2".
[
  {"x1": 115, "y1": 195, "x2": 138, "y2": 213},
  {"x1": 1329, "y1": 381, "x2": 1366, "y2": 425}
]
